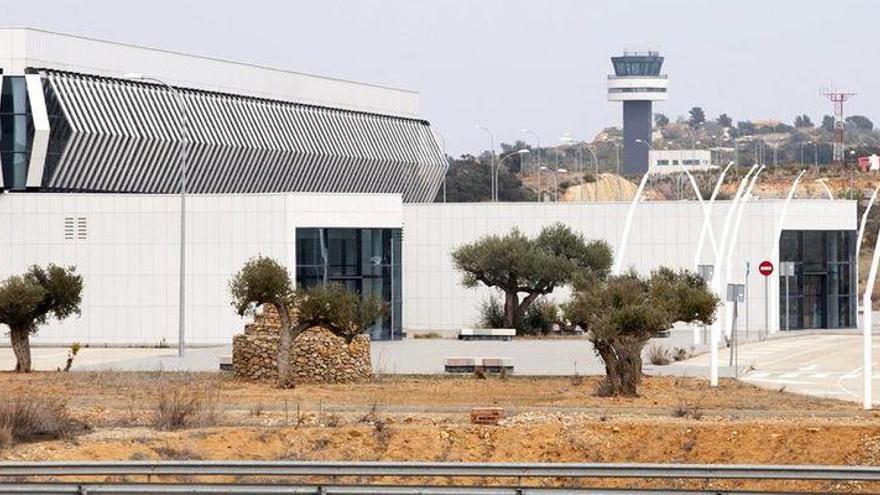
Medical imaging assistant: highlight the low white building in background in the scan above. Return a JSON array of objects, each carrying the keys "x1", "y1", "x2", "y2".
[
  {"x1": 649, "y1": 149, "x2": 716, "y2": 174},
  {"x1": 0, "y1": 192, "x2": 857, "y2": 346}
]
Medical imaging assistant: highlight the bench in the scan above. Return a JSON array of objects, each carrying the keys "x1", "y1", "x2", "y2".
[
  {"x1": 219, "y1": 356, "x2": 232, "y2": 371},
  {"x1": 444, "y1": 357, "x2": 514, "y2": 374},
  {"x1": 458, "y1": 328, "x2": 516, "y2": 341}
]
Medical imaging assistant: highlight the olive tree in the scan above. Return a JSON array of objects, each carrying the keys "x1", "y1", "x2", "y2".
[
  {"x1": 0, "y1": 264, "x2": 83, "y2": 372},
  {"x1": 564, "y1": 267, "x2": 718, "y2": 397},
  {"x1": 451, "y1": 223, "x2": 612, "y2": 330},
  {"x1": 230, "y1": 256, "x2": 383, "y2": 387}
]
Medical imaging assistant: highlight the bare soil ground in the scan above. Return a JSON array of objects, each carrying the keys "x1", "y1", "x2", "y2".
[{"x1": 2, "y1": 373, "x2": 880, "y2": 493}]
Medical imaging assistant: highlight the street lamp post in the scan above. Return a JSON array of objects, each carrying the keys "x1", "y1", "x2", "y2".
[
  {"x1": 521, "y1": 129, "x2": 542, "y2": 174},
  {"x1": 585, "y1": 144, "x2": 599, "y2": 202},
  {"x1": 125, "y1": 73, "x2": 188, "y2": 358},
  {"x1": 475, "y1": 125, "x2": 496, "y2": 201},
  {"x1": 495, "y1": 149, "x2": 529, "y2": 201},
  {"x1": 434, "y1": 130, "x2": 449, "y2": 202},
  {"x1": 540, "y1": 166, "x2": 568, "y2": 202}
]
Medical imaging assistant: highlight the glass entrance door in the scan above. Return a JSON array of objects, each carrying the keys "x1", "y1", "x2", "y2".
[{"x1": 802, "y1": 274, "x2": 826, "y2": 329}]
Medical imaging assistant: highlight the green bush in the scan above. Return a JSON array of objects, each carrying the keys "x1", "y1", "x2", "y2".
[
  {"x1": 521, "y1": 298, "x2": 560, "y2": 335},
  {"x1": 478, "y1": 295, "x2": 505, "y2": 329}
]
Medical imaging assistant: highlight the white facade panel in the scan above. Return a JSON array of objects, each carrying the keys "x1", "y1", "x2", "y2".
[
  {"x1": 0, "y1": 27, "x2": 419, "y2": 118},
  {"x1": 402, "y1": 200, "x2": 855, "y2": 335},
  {"x1": 0, "y1": 192, "x2": 403, "y2": 346}
]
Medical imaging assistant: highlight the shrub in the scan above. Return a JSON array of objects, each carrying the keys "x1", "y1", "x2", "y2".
[
  {"x1": 413, "y1": 332, "x2": 442, "y2": 339},
  {"x1": 478, "y1": 296, "x2": 505, "y2": 329},
  {"x1": 673, "y1": 347, "x2": 690, "y2": 361},
  {"x1": 521, "y1": 297, "x2": 560, "y2": 335},
  {"x1": 0, "y1": 397, "x2": 85, "y2": 447},
  {"x1": 153, "y1": 387, "x2": 222, "y2": 431},
  {"x1": 646, "y1": 344, "x2": 672, "y2": 366}
]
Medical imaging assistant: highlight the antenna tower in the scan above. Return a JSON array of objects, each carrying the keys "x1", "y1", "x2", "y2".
[{"x1": 821, "y1": 86, "x2": 857, "y2": 164}]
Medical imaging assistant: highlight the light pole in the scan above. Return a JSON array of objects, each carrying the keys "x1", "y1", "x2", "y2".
[
  {"x1": 584, "y1": 144, "x2": 600, "y2": 202},
  {"x1": 520, "y1": 129, "x2": 542, "y2": 174},
  {"x1": 434, "y1": 130, "x2": 449, "y2": 202},
  {"x1": 495, "y1": 149, "x2": 529, "y2": 201},
  {"x1": 475, "y1": 125, "x2": 496, "y2": 201},
  {"x1": 125, "y1": 73, "x2": 188, "y2": 358},
  {"x1": 540, "y1": 166, "x2": 568, "y2": 202}
]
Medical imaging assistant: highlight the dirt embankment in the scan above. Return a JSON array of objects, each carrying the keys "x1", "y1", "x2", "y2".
[{"x1": 2, "y1": 373, "x2": 880, "y2": 492}]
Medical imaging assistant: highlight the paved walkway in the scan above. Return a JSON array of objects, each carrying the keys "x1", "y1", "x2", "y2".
[
  {"x1": 677, "y1": 333, "x2": 880, "y2": 405},
  {"x1": 0, "y1": 329, "x2": 724, "y2": 376}
]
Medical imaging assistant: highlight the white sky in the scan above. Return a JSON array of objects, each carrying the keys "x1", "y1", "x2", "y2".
[{"x1": 5, "y1": 0, "x2": 878, "y2": 155}]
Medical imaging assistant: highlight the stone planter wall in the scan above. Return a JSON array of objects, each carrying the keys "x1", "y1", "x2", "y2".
[{"x1": 232, "y1": 307, "x2": 372, "y2": 384}]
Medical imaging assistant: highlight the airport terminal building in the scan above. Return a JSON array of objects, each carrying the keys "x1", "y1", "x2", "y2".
[{"x1": 0, "y1": 28, "x2": 859, "y2": 346}]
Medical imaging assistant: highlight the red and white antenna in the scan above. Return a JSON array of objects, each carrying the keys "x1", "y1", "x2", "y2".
[{"x1": 820, "y1": 85, "x2": 857, "y2": 164}]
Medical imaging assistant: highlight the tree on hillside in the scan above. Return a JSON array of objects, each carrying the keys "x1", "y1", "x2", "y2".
[
  {"x1": 794, "y1": 114, "x2": 814, "y2": 128},
  {"x1": 451, "y1": 224, "x2": 612, "y2": 331},
  {"x1": 564, "y1": 267, "x2": 718, "y2": 397},
  {"x1": 736, "y1": 121, "x2": 756, "y2": 136},
  {"x1": 230, "y1": 256, "x2": 382, "y2": 388},
  {"x1": 688, "y1": 107, "x2": 706, "y2": 128},
  {"x1": 0, "y1": 265, "x2": 83, "y2": 372},
  {"x1": 438, "y1": 154, "x2": 535, "y2": 203},
  {"x1": 846, "y1": 115, "x2": 874, "y2": 132},
  {"x1": 821, "y1": 115, "x2": 836, "y2": 132},
  {"x1": 654, "y1": 113, "x2": 670, "y2": 127},
  {"x1": 716, "y1": 113, "x2": 733, "y2": 128}
]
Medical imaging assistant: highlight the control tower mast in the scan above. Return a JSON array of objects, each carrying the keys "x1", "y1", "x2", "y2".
[{"x1": 607, "y1": 51, "x2": 668, "y2": 174}]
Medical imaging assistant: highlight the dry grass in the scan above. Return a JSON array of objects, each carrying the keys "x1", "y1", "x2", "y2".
[
  {"x1": 0, "y1": 371, "x2": 861, "y2": 423},
  {"x1": 153, "y1": 385, "x2": 223, "y2": 431},
  {"x1": 0, "y1": 396, "x2": 87, "y2": 447},
  {"x1": 646, "y1": 344, "x2": 672, "y2": 366}
]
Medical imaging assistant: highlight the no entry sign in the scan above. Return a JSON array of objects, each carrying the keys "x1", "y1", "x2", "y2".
[{"x1": 758, "y1": 260, "x2": 774, "y2": 277}]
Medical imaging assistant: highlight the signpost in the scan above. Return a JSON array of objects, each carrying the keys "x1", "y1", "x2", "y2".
[
  {"x1": 779, "y1": 262, "x2": 796, "y2": 332},
  {"x1": 727, "y1": 283, "x2": 745, "y2": 378},
  {"x1": 759, "y1": 260, "x2": 773, "y2": 339}
]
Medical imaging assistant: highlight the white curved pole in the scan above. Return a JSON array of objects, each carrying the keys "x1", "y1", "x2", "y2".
[
  {"x1": 613, "y1": 166, "x2": 654, "y2": 275},
  {"x1": 816, "y1": 179, "x2": 834, "y2": 200},
  {"x1": 768, "y1": 169, "x2": 806, "y2": 335},
  {"x1": 694, "y1": 161, "x2": 735, "y2": 269},
  {"x1": 863, "y1": 223, "x2": 880, "y2": 410},
  {"x1": 677, "y1": 164, "x2": 720, "y2": 264},
  {"x1": 710, "y1": 164, "x2": 758, "y2": 387},
  {"x1": 857, "y1": 184, "x2": 880, "y2": 254},
  {"x1": 722, "y1": 165, "x2": 766, "y2": 339}
]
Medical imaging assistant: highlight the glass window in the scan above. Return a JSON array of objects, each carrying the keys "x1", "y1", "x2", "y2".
[
  {"x1": 0, "y1": 76, "x2": 33, "y2": 190},
  {"x1": 295, "y1": 227, "x2": 403, "y2": 340}
]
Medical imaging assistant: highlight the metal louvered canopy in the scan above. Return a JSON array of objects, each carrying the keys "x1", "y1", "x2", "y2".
[{"x1": 34, "y1": 69, "x2": 446, "y2": 202}]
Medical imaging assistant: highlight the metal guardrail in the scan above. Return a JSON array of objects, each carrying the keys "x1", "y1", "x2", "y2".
[
  {"x1": 0, "y1": 483, "x2": 847, "y2": 495},
  {"x1": 0, "y1": 461, "x2": 878, "y2": 481},
  {"x1": 0, "y1": 461, "x2": 877, "y2": 494}
]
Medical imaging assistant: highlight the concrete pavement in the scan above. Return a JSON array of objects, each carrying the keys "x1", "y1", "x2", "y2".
[
  {"x1": 0, "y1": 329, "x2": 711, "y2": 375},
  {"x1": 676, "y1": 333, "x2": 880, "y2": 405}
]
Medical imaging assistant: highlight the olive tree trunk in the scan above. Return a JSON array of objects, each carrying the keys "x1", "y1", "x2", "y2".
[
  {"x1": 503, "y1": 292, "x2": 518, "y2": 328},
  {"x1": 593, "y1": 338, "x2": 645, "y2": 397},
  {"x1": 10, "y1": 325, "x2": 32, "y2": 373},
  {"x1": 273, "y1": 300, "x2": 294, "y2": 388}
]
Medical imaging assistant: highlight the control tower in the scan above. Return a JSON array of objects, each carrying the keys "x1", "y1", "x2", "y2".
[{"x1": 607, "y1": 51, "x2": 668, "y2": 174}]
